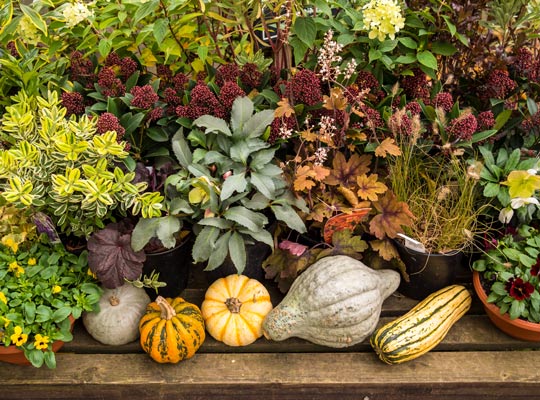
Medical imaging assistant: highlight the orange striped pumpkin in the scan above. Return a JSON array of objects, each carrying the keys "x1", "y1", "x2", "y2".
[
  {"x1": 139, "y1": 296, "x2": 205, "y2": 363},
  {"x1": 201, "y1": 274, "x2": 273, "y2": 346}
]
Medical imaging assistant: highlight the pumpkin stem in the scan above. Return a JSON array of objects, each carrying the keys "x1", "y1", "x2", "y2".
[
  {"x1": 109, "y1": 295, "x2": 120, "y2": 306},
  {"x1": 225, "y1": 297, "x2": 242, "y2": 313},
  {"x1": 156, "y1": 296, "x2": 177, "y2": 320}
]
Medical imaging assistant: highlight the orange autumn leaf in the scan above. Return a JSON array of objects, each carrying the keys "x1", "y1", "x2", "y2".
[
  {"x1": 323, "y1": 87, "x2": 348, "y2": 111},
  {"x1": 370, "y1": 239, "x2": 400, "y2": 261},
  {"x1": 313, "y1": 164, "x2": 331, "y2": 181},
  {"x1": 325, "y1": 152, "x2": 372, "y2": 186},
  {"x1": 275, "y1": 98, "x2": 295, "y2": 118},
  {"x1": 357, "y1": 174, "x2": 388, "y2": 201},
  {"x1": 375, "y1": 137, "x2": 401, "y2": 158},
  {"x1": 369, "y1": 191, "x2": 415, "y2": 239},
  {"x1": 300, "y1": 128, "x2": 319, "y2": 142},
  {"x1": 293, "y1": 165, "x2": 317, "y2": 191}
]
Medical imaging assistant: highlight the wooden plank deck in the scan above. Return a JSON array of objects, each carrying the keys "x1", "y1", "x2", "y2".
[{"x1": 2, "y1": 269, "x2": 540, "y2": 399}]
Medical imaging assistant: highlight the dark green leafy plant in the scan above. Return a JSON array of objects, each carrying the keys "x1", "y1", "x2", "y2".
[
  {"x1": 132, "y1": 96, "x2": 307, "y2": 274},
  {"x1": 472, "y1": 224, "x2": 540, "y2": 322}
]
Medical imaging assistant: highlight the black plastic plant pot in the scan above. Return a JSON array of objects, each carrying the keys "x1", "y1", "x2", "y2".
[
  {"x1": 143, "y1": 235, "x2": 194, "y2": 300},
  {"x1": 394, "y1": 240, "x2": 463, "y2": 300},
  {"x1": 203, "y1": 240, "x2": 272, "y2": 284}
]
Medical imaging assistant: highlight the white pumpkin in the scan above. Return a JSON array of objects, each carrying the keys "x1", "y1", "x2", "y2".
[{"x1": 83, "y1": 284, "x2": 151, "y2": 345}]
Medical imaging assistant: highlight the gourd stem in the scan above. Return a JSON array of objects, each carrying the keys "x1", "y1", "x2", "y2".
[
  {"x1": 109, "y1": 295, "x2": 120, "y2": 306},
  {"x1": 156, "y1": 296, "x2": 177, "y2": 320},
  {"x1": 225, "y1": 297, "x2": 242, "y2": 313}
]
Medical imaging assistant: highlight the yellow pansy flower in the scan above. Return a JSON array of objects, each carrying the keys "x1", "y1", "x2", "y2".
[
  {"x1": 34, "y1": 334, "x2": 50, "y2": 350},
  {"x1": 52, "y1": 285, "x2": 62, "y2": 294},
  {"x1": 27, "y1": 258, "x2": 37, "y2": 266},
  {"x1": 10, "y1": 326, "x2": 28, "y2": 347},
  {"x1": 0, "y1": 292, "x2": 7, "y2": 304}
]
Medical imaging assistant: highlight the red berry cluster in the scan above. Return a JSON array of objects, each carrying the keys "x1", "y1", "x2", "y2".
[
  {"x1": 477, "y1": 110, "x2": 495, "y2": 130},
  {"x1": 216, "y1": 63, "x2": 240, "y2": 86},
  {"x1": 219, "y1": 81, "x2": 246, "y2": 112},
  {"x1": 176, "y1": 83, "x2": 226, "y2": 120},
  {"x1": 69, "y1": 51, "x2": 95, "y2": 88},
  {"x1": 98, "y1": 67, "x2": 125, "y2": 98},
  {"x1": 96, "y1": 112, "x2": 126, "y2": 138},
  {"x1": 514, "y1": 48, "x2": 540, "y2": 82},
  {"x1": 433, "y1": 92, "x2": 454, "y2": 113},
  {"x1": 130, "y1": 85, "x2": 159, "y2": 109},
  {"x1": 355, "y1": 70, "x2": 384, "y2": 102},
  {"x1": 389, "y1": 111, "x2": 412, "y2": 136},
  {"x1": 482, "y1": 70, "x2": 517, "y2": 100},
  {"x1": 401, "y1": 69, "x2": 431, "y2": 103},
  {"x1": 285, "y1": 69, "x2": 323, "y2": 106},
  {"x1": 520, "y1": 110, "x2": 540, "y2": 131},
  {"x1": 240, "y1": 63, "x2": 263, "y2": 91},
  {"x1": 405, "y1": 101, "x2": 422, "y2": 115},
  {"x1": 61, "y1": 92, "x2": 85, "y2": 117},
  {"x1": 447, "y1": 114, "x2": 478, "y2": 140},
  {"x1": 6, "y1": 41, "x2": 19, "y2": 58}
]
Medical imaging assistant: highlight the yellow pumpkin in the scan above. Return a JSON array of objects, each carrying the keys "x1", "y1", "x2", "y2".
[
  {"x1": 139, "y1": 296, "x2": 205, "y2": 363},
  {"x1": 201, "y1": 274, "x2": 273, "y2": 346}
]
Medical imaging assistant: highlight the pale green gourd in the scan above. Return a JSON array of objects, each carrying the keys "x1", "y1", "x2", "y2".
[{"x1": 262, "y1": 255, "x2": 401, "y2": 348}]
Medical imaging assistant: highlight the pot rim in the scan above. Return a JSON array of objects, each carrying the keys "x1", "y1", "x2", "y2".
[{"x1": 472, "y1": 270, "x2": 540, "y2": 332}]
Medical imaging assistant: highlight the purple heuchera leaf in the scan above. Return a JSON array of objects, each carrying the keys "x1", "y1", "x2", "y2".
[{"x1": 87, "y1": 222, "x2": 146, "y2": 288}]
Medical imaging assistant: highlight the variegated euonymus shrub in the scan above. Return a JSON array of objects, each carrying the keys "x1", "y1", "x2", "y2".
[
  {"x1": 132, "y1": 96, "x2": 307, "y2": 274},
  {"x1": 0, "y1": 90, "x2": 163, "y2": 238}
]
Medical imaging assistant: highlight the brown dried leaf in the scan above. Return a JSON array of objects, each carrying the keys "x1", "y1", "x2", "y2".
[
  {"x1": 369, "y1": 191, "x2": 415, "y2": 239},
  {"x1": 293, "y1": 165, "x2": 317, "y2": 191},
  {"x1": 375, "y1": 137, "x2": 402, "y2": 158},
  {"x1": 357, "y1": 174, "x2": 388, "y2": 201},
  {"x1": 323, "y1": 87, "x2": 348, "y2": 111},
  {"x1": 275, "y1": 98, "x2": 295, "y2": 118},
  {"x1": 370, "y1": 239, "x2": 399, "y2": 261},
  {"x1": 325, "y1": 152, "x2": 372, "y2": 186}
]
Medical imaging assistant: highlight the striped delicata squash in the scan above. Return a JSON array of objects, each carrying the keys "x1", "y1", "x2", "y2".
[{"x1": 370, "y1": 284, "x2": 471, "y2": 364}]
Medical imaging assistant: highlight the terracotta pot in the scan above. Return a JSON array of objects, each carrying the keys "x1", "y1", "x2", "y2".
[
  {"x1": 0, "y1": 315, "x2": 76, "y2": 366},
  {"x1": 472, "y1": 271, "x2": 540, "y2": 342}
]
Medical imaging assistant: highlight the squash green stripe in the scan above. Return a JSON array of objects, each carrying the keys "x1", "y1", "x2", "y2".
[
  {"x1": 380, "y1": 297, "x2": 470, "y2": 360},
  {"x1": 373, "y1": 285, "x2": 465, "y2": 343},
  {"x1": 371, "y1": 285, "x2": 471, "y2": 364}
]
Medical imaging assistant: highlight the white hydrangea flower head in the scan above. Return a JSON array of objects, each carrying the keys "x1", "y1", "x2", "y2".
[
  {"x1": 18, "y1": 16, "x2": 41, "y2": 45},
  {"x1": 362, "y1": 0, "x2": 406, "y2": 41},
  {"x1": 63, "y1": 1, "x2": 94, "y2": 28}
]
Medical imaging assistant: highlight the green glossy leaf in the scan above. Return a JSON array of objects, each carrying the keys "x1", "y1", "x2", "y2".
[
  {"x1": 417, "y1": 50, "x2": 438, "y2": 70},
  {"x1": 156, "y1": 216, "x2": 182, "y2": 249},
  {"x1": 153, "y1": 18, "x2": 168, "y2": 44},
  {"x1": 131, "y1": 218, "x2": 160, "y2": 251},
  {"x1": 228, "y1": 232, "x2": 246, "y2": 274},
  {"x1": 242, "y1": 110, "x2": 275, "y2": 139},
  {"x1": 52, "y1": 307, "x2": 72, "y2": 324},
  {"x1": 230, "y1": 96, "x2": 253, "y2": 133},
  {"x1": 146, "y1": 126, "x2": 169, "y2": 142},
  {"x1": 205, "y1": 231, "x2": 231, "y2": 271},
  {"x1": 271, "y1": 204, "x2": 306, "y2": 233},
  {"x1": 294, "y1": 17, "x2": 317, "y2": 47},
  {"x1": 194, "y1": 115, "x2": 231, "y2": 136},
  {"x1": 224, "y1": 206, "x2": 267, "y2": 232},
  {"x1": 431, "y1": 41, "x2": 457, "y2": 56},
  {"x1": 250, "y1": 172, "x2": 276, "y2": 199},
  {"x1": 133, "y1": 0, "x2": 159, "y2": 24},
  {"x1": 20, "y1": 4, "x2": 47, "y2": 34},
  {"x1": 395, "y1": 54, "x2": 417, "y2": 64},
  {"x1": 197, "y1": 217, "x2": 233, "y2": 229},
  {"x1": 221, "y1": 172, "x2": 247, "y2": 201},
  {"x1": 369, "y1": 49, "x2": 382, "y2": 62},
  {"x1": 399, "y1": 37, "x2": 418, "y2": 49},
  {"x1": 192, "y1": 226, "x2": 220, "y2": 262},
  {"x1": 171, "y1": 128, "x2": 192, "y2": 168}
]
